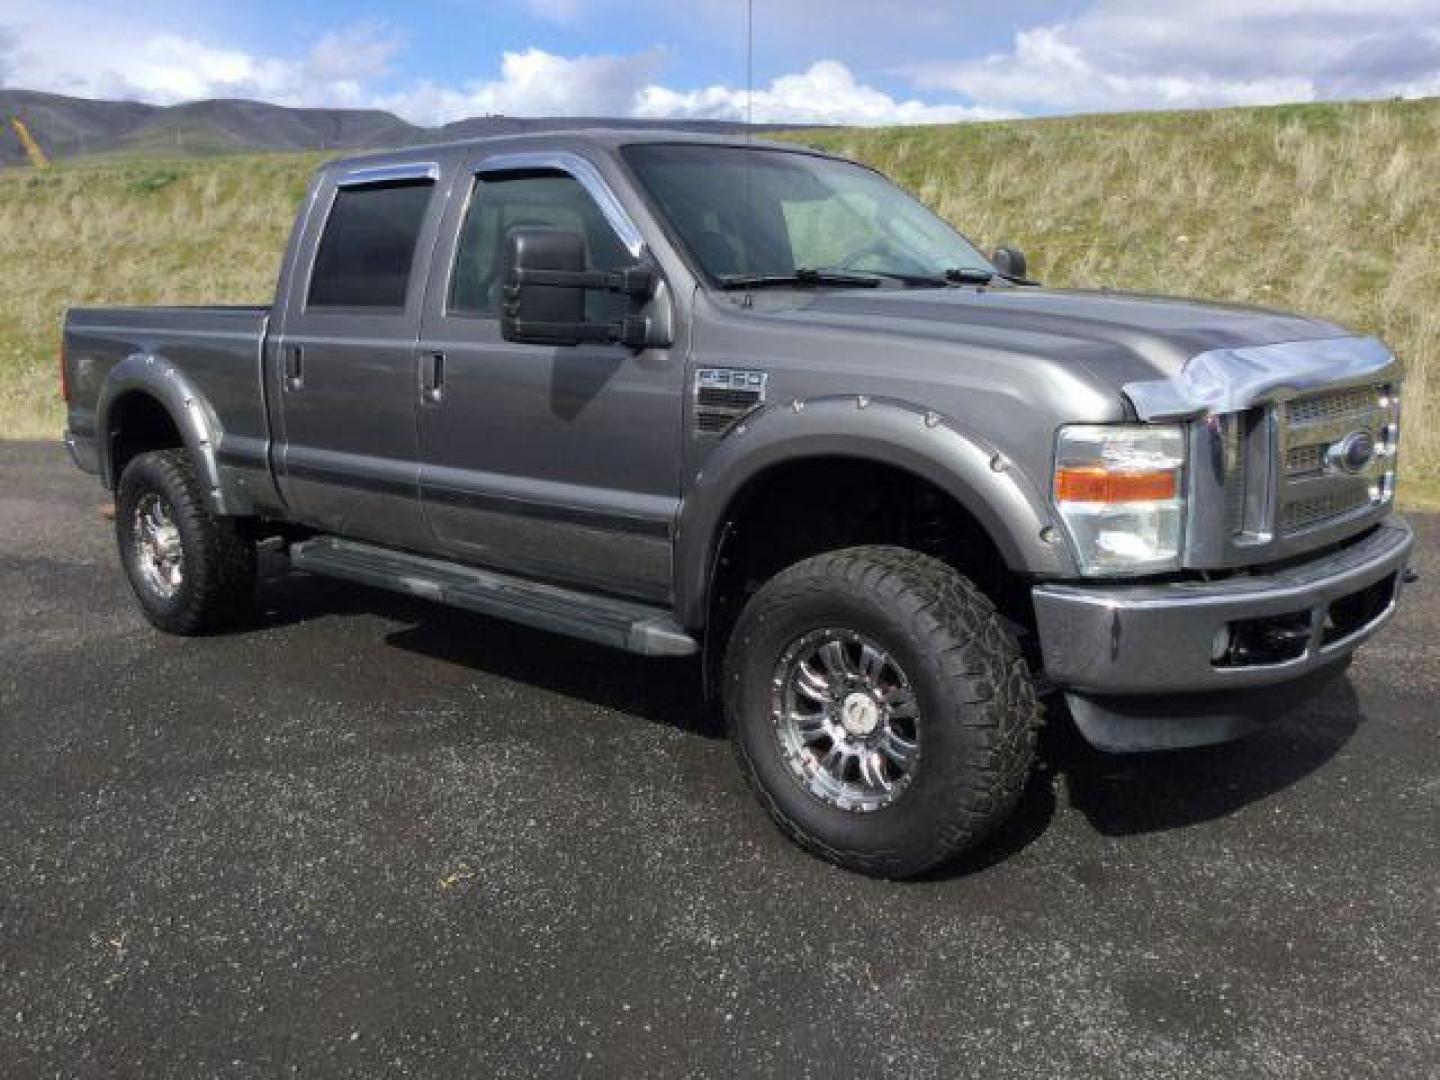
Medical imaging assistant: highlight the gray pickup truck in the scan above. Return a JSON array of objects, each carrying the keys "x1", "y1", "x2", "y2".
[{"x1": 63, "y1": 130, "x2": 1414, "y2": 877}]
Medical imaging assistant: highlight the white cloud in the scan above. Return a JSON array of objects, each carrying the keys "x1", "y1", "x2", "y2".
[
  {"x1": 524, "y1": 0, "x2": 588, "y2": 26},
  {"x1": 909, "y1": 0, "x2": 1440, "y2": 113},
  {"x1": 378, "y1": 48, "x2": 668, "y2": 124},
  {"x1": 635, "y1": 60, "x2": 1010, "y2": 125},
  {"x1": 0, "y1": 3, "x2": 1004, "y2": 130},
  {"x1": 305, "y1": 20, "x2": 403, "y2": 85},
  {"x1": 0, "y1": 6, "x2": 408, "y2": 109},
  {"x1": 377, "y1": 53, "x2": 1009, "y2": 127}
]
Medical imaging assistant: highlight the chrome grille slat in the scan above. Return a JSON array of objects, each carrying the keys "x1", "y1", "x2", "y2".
[
  {"x1": 1285, "y1": 387, "x2": 1377, "y2": 427},
  {"x1": 1275, "y1": 383, "x2": 1391, "y2": 537},
  {"x1": 1284, "y1": 444, "x2": 1325, "y2": 478},
  {"x1": 1280, "y1": 488, "x2": 1374, "y2": 532}
]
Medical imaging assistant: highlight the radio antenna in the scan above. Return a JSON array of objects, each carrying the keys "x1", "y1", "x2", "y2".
[
  {"x1": 742, "y1": 0, "x2": 755, "y2": 299},
  {"x1": 746, "y1": 0, "x2": 754, "y2": 134}
]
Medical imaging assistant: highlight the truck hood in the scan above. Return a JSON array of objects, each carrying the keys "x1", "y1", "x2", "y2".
[{"x1": 764, "y1": 285, "x2": 1351, "y2": 385}]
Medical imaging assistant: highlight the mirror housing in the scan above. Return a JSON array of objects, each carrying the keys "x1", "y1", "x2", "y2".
[
  {"x1": 990, "y1": 245, "x2": 1029, "y2": 281},
  {"x1": 500, "y1": 227, "x2": 668, "y2": 349}
]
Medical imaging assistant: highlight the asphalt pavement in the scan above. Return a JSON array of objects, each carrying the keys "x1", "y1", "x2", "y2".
[{"x1": 2, "y1": 440, "x2": 1438, "y2": 1078}]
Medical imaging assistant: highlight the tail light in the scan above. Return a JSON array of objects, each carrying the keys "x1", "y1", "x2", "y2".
[{"x1": 59, "y1": 339, "x2": 71, "y2": 403}]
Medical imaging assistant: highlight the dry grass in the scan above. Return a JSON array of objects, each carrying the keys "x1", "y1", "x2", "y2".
[
  {"x1": 1, "y1": 98, "x2": 1436, "y2": 483},
  {"x1": 0, "y1": 155, "x2": 318, "y2": 437},
  {"x1": 797, "y1": 98, "x2": 1440, "y2": 478}
]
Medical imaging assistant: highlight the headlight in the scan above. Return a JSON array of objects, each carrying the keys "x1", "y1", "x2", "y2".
[{"x1": 1053, "y1": 424, "x2": 1186, "y2": 575}]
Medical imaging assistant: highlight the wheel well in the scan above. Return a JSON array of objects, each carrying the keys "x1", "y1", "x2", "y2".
[
  {"x1": 705, "y1": 457, "x2": 1035, "y2": 687},
  {"x1": 108, "y1": 392, "x2": 184, "y2": 485}
]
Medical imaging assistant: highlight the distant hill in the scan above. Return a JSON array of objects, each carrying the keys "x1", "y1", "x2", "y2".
[{"x1": 0, "y1": 88, "x2": 795, "y2": 162}]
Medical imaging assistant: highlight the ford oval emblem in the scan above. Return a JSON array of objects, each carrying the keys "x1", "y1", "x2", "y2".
[{"x1": 1326, "y1": 430, "x2": 1376, "y2": 474}]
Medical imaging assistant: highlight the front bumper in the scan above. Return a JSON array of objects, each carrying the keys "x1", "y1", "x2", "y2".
[{"x1": 1033, "y1": 516, "x2": 1414, "y2": 750}]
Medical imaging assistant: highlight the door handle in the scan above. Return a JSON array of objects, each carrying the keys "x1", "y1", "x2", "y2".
[
  {"x1": 283, "y1": 346, "x2": 304, "y2": 390},
  {"x1": 420, "y1": 352, "x2": 445, "y2": 404}
]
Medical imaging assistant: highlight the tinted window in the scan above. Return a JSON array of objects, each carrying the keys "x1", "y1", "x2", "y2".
[
  {"x1": 623, "y1": 144, "x2": 991, "y2": 283},
  {"x1": 308, "y1": 179, "x2": 434, "y2": 309},
  {"x1": 449, "y1": 170, "x2": 632, "y2": 320}
]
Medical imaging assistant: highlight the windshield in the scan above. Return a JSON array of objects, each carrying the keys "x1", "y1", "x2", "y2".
[{"x1": 623, "y1": 144, "x2": 995, "y2": 285}]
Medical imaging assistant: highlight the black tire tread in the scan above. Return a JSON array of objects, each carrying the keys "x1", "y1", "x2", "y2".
[
  {"x1": 725, "y1": 545, "x2": 1039, "y2": 878},
  {"x1": 116, "y1": 448, "x2": 256, "y2": 634}
]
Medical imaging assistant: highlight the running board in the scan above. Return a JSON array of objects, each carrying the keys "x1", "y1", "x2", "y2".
[{"x1": 289, "y1": 537, "x2": 697, "y2": 657}]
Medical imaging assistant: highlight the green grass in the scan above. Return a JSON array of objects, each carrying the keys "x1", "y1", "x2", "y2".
[{"x1": 1, "y1": 98, "x2": 1437, "y2": 485}]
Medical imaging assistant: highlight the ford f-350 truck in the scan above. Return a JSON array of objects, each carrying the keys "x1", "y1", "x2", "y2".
[{"x1": 62, "y1": 131, "x2": 1414, "y2": 877}]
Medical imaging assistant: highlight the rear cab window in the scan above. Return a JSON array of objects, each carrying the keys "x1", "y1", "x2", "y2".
[{"x1": 308, "y1": 178, "x2": 436, "y2": 309}]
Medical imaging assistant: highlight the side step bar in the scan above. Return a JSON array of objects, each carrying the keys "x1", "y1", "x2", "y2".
[{"x1": 289, "y1": 537, "x2": 698, "y2": 657}]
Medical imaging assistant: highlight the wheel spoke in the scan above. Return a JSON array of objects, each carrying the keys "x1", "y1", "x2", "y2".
[
  {"x1": 857, "y1": 750, "x2": 890, "y2": 792},
  {"x1": 883, "y1": 687, "x2": 918, "y2": 721},
  {"x1": 881, "y1": 727, "x2": 917, "y2": 770},
  {"x1": 820, "y1": 640, "x2": 855, "y2": 679},
  {"x1": 794, "y1": 660, "x2": 832, "y2": 704},
  {"x1": 858, "y1": 642, "x2": 888, "y2": 684},
  {"x1": 819, "y1": 742, "x2": 848, "y2": 778},
  {"x1": 796, "y1": 723, "x2": 829, "y2": 746}
]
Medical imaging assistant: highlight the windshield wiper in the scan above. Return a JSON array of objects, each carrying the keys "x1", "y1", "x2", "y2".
[
  {"x1": 845, "y1": 267, "x2": 999, "y2": 288},
  {"x1": 943, "y1": 267, "x2": 997, "y2": 285},
  {"x1": 717, "y1": 268, "x2": 883, "y2": 290}
]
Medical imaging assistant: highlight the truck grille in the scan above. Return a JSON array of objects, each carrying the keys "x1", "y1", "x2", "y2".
[
  {"x1": 1284, "y1": 386, "x2": 1378, "y2": 427},
  {"x1": 1275, "y1": 383, "x2": 1394, "y2": 537},
  {"x1": 1279, "y1": 488, "x2": 1376, "y2": 532}
]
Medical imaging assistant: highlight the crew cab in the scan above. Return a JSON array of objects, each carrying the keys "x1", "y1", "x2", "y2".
[{"x1": 62, "y1": 131, "x2": 1414, "y2": 877}]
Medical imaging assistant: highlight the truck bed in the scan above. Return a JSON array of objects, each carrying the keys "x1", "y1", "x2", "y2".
[{"x1": 63, "y1": 305, "x2": 274, "y2": 510}]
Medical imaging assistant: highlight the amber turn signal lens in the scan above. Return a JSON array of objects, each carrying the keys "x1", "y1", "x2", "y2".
[{"x1": 1054, "y1": 466, "x2": 1179, "y2": 503}]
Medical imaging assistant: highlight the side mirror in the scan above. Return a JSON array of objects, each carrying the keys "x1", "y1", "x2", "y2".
[
  {"x1": 500, "y1": 227, "x2": 668, "y2": 349},
  {"x1": 990, "y1": 246, "x2": 1029, "y2": 281},
  {"x1": 501, "y1": 228, "x2": 587, "y2": 346}
]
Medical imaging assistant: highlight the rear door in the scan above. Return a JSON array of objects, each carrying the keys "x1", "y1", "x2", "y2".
[
  {"x1": 414, "y1": 151, "x2": 683, "y2": 602},
  {"x1": 270, "y1": 162, "x2": 447, "y2": 550}
]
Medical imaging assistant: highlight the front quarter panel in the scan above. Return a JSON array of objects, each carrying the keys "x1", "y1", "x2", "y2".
[{"x1": 673, "y1": 395, "x2": 1075, "y2": 628}]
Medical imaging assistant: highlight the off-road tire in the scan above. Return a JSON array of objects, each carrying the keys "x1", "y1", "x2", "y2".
[
  {"x1": 115, "y1": 449, "x2": 256, "y2": 634},
  {"x1": 724, "y1": 546, "x2": 1039, "y2": 878}
]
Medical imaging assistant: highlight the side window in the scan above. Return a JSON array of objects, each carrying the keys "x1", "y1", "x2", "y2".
[
  {"x1": 449, "y1": 170, "x2": 632, "y2": 321},
  {"x1": 308, "y1": 179, "x2": 435, "y2": 309}
]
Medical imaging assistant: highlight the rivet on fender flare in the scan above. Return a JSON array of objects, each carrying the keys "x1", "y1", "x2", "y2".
[{"x1": 923, "y1": 411, "x2": 941, "y2": 428}]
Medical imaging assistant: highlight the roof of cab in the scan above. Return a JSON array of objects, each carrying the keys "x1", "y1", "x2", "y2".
[{"x1": 323, "y1": 127, "x2": 830, "y2": 175}]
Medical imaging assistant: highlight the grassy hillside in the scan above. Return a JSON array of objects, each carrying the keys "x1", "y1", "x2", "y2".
[{"x1": 2, "y1": 98, "x2": 1437, "y2": 486}]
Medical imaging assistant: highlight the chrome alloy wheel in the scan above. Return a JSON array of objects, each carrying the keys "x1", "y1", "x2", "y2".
[
  {"x1": 771, "y1": 629, "x2": 921, "y2": 812},
  {"x1": 132, "y1": 493, "x2": 184, "y2": 600}
]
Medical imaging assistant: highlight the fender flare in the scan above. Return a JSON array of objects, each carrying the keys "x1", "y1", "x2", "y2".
[
  {"x1": 672, "y1": 395, "x2": 1075, "y2": 629},
  {"x1": 95, "y1": 352, "x2": 245, "y2": 515}
]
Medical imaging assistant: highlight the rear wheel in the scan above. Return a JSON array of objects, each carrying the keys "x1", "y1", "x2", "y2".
[
  {"x1": 115, "y1": 449, "x2": 256, "y2": 634},
  {"x1": 724, "y1": 546, "x2": 1038, "y2": 878}
]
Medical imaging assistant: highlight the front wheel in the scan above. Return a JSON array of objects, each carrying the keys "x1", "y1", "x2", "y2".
[
  {"x1": 724, "y1": 546, "x2": 1038, "y2": 878},
  {"x1": 115, "y1": 449, "x2": 256, "y2": 634}
]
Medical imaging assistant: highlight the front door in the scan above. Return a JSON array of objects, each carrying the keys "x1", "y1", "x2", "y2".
[
  {"x1": 415, "y1": 155, "x2": 683, "y2": 602},
  {"x1": 272, "y1": 165, "x2": 445, "y2": 551}
]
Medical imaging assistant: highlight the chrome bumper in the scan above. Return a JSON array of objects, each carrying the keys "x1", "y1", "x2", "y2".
[{"x1": 1034, "y1": 516, "x2": 1413, "y2": 696}]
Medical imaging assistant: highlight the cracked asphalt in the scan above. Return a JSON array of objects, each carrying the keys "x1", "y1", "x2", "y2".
[{"x1": 2, "y1": 440, "x2": 1438, "y2": 1078}]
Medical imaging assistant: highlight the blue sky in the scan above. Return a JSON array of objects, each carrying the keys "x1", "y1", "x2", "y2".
[{"x1": 3, "y1": 1, "x2": 1439, "y2": 125}]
